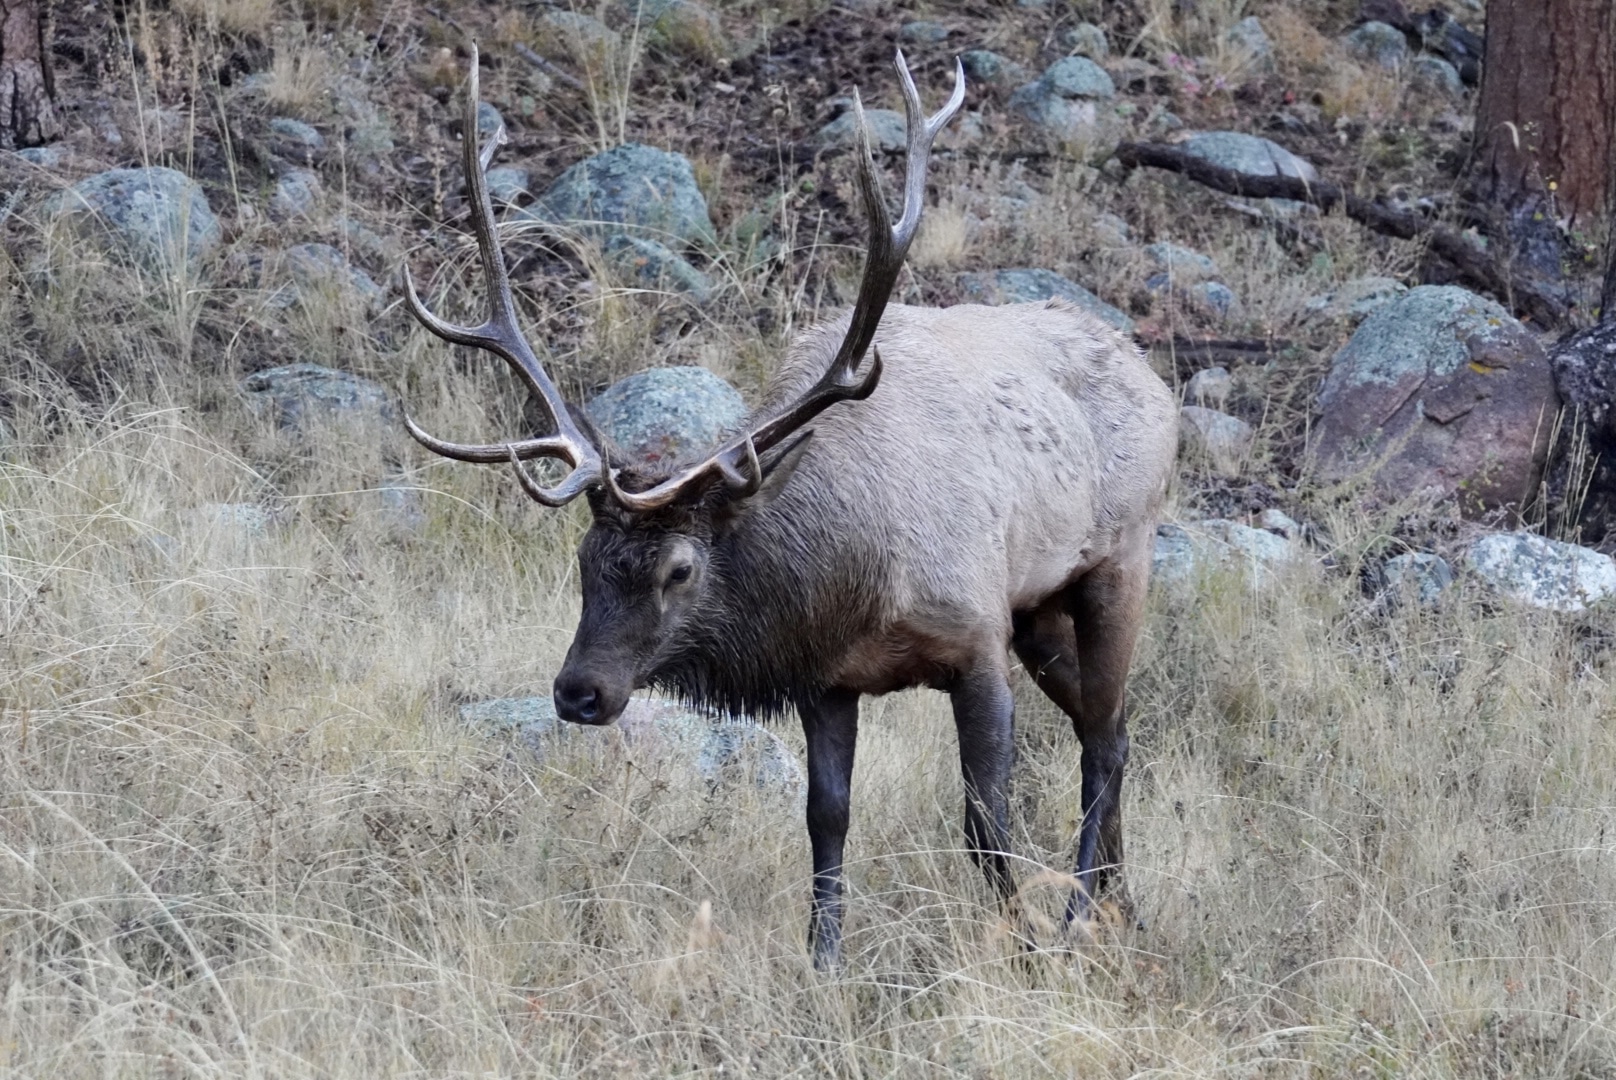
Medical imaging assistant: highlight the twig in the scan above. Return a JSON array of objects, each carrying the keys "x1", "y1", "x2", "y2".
[{"x1": 1114, "y1": 141, "x2": 1572, "y2": 329}]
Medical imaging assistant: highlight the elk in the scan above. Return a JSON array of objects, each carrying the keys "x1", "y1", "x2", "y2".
[{"x1": 403, "y1": 49, "x2": 1177, "y2": 969}]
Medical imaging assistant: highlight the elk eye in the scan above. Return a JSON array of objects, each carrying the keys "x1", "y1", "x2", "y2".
[{"x1": 668, "y1": 563, "x2": 693, "y2": 585}]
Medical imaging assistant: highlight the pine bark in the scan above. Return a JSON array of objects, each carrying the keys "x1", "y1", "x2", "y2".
[
  {"x1": 1474, "y1": 0, "x2": 1616, "y2": 227},
  {"x1": 0, "y1": 0, "x2": 59, "y2": 148}
]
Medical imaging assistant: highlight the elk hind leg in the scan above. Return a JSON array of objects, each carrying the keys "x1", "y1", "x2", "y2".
[
  {"x1": 800, "y1": 688, "x2": 859, "y2": 970},
  {"x1": 950, "y1": 661, "x2": 1017, "y2": 906}
]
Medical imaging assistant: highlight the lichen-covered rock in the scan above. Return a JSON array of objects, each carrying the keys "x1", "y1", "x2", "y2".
[
  {"x1": 1143, "y1": 241, "x2": 1218, "y2": 281},
  {"x1": 1303, "y1": 276, "x2": 1408, "y2": 323},
  {"x1": 1226, "y1": 16, "x2": 1275, "y2": 71},
  {"x1": 1060, "y1": 22, "x2": 1109, "y2": 59},
  {"x1": 1039, "y1": 56, "x2": 1115, "y2": 99},
  {"x1": 1185, "y1": 366, "x2": 1232, "y2": 410},
  {"x1": 460, "y1": 695, "x2": 804, "y2": 794},
  {"x1": 603, "y1": 234, "x2": 712, "y2": 301},
  {"x1": 816, "y1": 107, "x2": 908, "y2": 153},
  {"x1": 1377, "y1": 552, "x2": 1454, "y2": 607},
  {"x1": 1312, "y1": 285, "x2": 1559, "y2": 514},
  {"x1": 586, "y1": 367, "x2": 746, "y2": 465},
  {"x1": 960, "y1": 50, "x2": 1029, "y2": 87},
  {"x1": 1191, "y1": 281, "x2": 1237, "y2": 320},
  {"x1": 1153, "y1": 519, "x2": 1300, "y2": 589},
  {"x1": 1179, "y1": 406, "x2": 1252, "y2": 477},
  {"x1": 538, "y1": 9, "x2": 622, "y2": 60},
  {"x1": 266, "y1": 117, "x2": 326, "y2": 164},
  {"x1": 625, "y1": 0, "x2": 725, "y2": 56},
  {"x1": 1009, "y1": 58, "x2": 1122, "y2": 154},
  {"x1": 484, "y1": 166, "x2": 530, "y2": 206},
  {"x1": 1411, "y1": 55, "x2": 1464, "y2": 96},
  {"x1": 279, "y1": 243, "x2": 385, "y2": 312},
  {"x1": 957, "y1": 268, "x2": 1134, "y2": 333},
  {"x1": 1345, "y1": 21, "x2": 1409, "y2": 70},
  {"x1": 521, "y1": 143, "x2": 716, "y2": 247},
  {"x1": 474, "y1": 101, "x2": 504, "y2": 140},
  {"x1": 898, "y1": 19, "x2": 950, "y2": 43},
  {"x1": 1177, "y1": 131, "x2": 1317, "y2": 185},
  {"x1": 269, "y1": 168, "x2": 320, "y2": 220},
  {"x1": 242, "y1": 363, "x2": 395, "y2": 433},
  {"x1": 1465, "y1": 532, "x2": 1616, "y2": 613},
  {"x1": 48, "y1": 166, "x2": 221, "y2": 274}
]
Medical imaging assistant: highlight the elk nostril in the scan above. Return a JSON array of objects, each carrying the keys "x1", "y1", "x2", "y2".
[{"x1": 555, "y1": 678, "x2": 602, "y2": 723}]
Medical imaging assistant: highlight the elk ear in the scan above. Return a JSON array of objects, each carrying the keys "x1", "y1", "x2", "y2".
[{"x1": 715, "y1": 432, "x2": 812, "y2": 532}]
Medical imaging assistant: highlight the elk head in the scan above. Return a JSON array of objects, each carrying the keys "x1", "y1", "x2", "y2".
[{"x1": 403, "y1": 47, "x2": 964, "y2": 725}]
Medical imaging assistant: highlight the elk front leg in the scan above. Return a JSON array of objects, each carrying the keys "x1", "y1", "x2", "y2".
[
  {"x1": 951, "y1": 664, "x2": 1017, "y2": 904},
  {"x1": 799, "y1": 688, "x2": 859, "y2": 969}
]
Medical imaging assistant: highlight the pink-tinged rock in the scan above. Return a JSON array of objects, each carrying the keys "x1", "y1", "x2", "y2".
[{"x1": 1311, "y1": 285, "x2": 1559, "y2": 515}]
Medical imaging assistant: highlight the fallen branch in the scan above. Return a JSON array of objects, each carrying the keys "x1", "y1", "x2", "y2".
[
  {"x1": 1114, "y1": 141, "x2": 1571, "y2": 329},
  {"x1": 1155, "y1": 336, "x2": 1292, "y2": 377}
]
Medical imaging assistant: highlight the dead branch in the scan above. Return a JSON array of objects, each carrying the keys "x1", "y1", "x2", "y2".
[{"x1": 1114, "y1": 140, "x2": 1571, "y2": 329}]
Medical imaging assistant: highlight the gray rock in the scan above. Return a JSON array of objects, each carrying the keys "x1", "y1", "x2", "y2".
[
  {"x1": 539, "y1": 10, "x2": 621, "y2": 58},
  {"x1": 1411, "y1": 55, "x2": 1464, "y2": 96},
  {"x1": 1465, "y1": 532, "x2": 1616, "y2": 613},
  {"x1": 1191, "y1": 281, "x2": 1236, "y2": 320},
  {"x1": 1313, "y1": 286, "x2": 1559, "y2": 514},
  {"x1": 1226, "y1": 15, "x2": 1275, "y2": 71},
  {"x1": 1185, "y1": 366, "x2": 1231, "y2": 409},
  {"x1": 1143, "y1": 241, "x2": 1218, "y2": 281},
  {"x1": 603, "y1": 234, "x2": 712, "y2": 301},
  {"x1": 957, "y1": 268, "x2": 1134, "y2": 333},
  {"x1": 269, "y1": 168, "x2": 320, "y2": 220},
  {"x1": 1091, "y1": 211, "x2": 1131, "y2": 246},
  {"x1": 521, "y1": 143, "x2": 716, "y2": 248},
  {"x1": 960, "y1": 50, "x2": 1029, "y2": 87},
  {"x1": 1345, "y1": 21, "x2": 1409, "y2": 70},
  {"x1": 899, "y1": 20, "x2": 950, "y2": 44},
  {"x1": 334, "y1": 89, "x2": 396, "y2": 158},
  {"x1": 816, "y1": 107, "x2": 908, "y2": 153},
  {"x1": 1179, "y1": 405, "x2": 1252, "y2": 477},
  {"x1": 460, "y1": 695, "x2": 804, "y2": 793},
  {"x1": 266, "y1": 117, "x2": 326, "y2": 164},
  {"x1": 475, "y1": 101, "x2": 504, "y2": 140},
  {"x1": 48, "y1": 166, "x2": 221, "y2": 275},
  {"x1": 1038, "y1": 56, "x2": 1116, "y2": 99},
  {"x1": 1256, "y1": 509, "x2": 1301, "y2": 537},
  {"x1": 484, "y1": 166, "x2": 530, "y2": 206},
  {"x1": 586, "y1": 366, "x2": 746, "y2": 466},
  {"x1": 282, "y1": 242, "x2": 385, "y2": 312},
  {"x1": 242, "y1": 363, "x2": 395, "y2": 433},
  {"x1": 1303, "y1": 276, "x2": 1408, "y2": 322},
  {"x1": 1061, "y1": 22, "x2": 1109, "y2": 59},
  {"x1": 1153, "y1": 519, "x2": 1299, "y2": 589},
  {"x1": 625, "y1": 0, "x2": 723, "y2": 53},
  {"x1": 1177, "y1": 131, "x2": 1317, "y2": 185},
  {"x1": 11, "y1": 145, "x2": 62, "y2": 168},
  {"x1": 376, "y1": 469, "x2": 426, "y2": 534},
  {"x1": 1377, "y1": 552, "x2": 1454, "y2": 607}
]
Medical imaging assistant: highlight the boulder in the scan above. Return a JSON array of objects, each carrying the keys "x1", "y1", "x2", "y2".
[
  {"x1": 816, "y1": 107, "x2": 908, "y2": 153},
  {"x1": 1303, "y1": 276, "x2": 1408, "y2": 323},
  {"x1": 1009, "y1": 58, "x2": 1122, "y2": 154},
  {"x1": 586, "y1": 366, "x2": 747, "y2": 465},
  {"x1": 1177, "y1": 131, "x2": 1317, "y2": 186},
  {"x1": 1179, "y1": 406, "x2": 1252, "y2": 476},
  {"x1": 1153, "y1": 519, "x2": 1300, "y2": 589},
  {"x1": 957, "y1": 268, "x2": 1134, "y2": 333},
  {"x1": 48, "y1": 166, "x2": 221, "y2": 275},
  {"x1": 1185, "y1": 366, "x2": 1232, "y2": 410},
  {"x1": 626, "y1": 0, "x2": 724, "y2": 55},
  {"x1": 279, "y1": 243, "x2": 385, "y2": 312},
  {"x1": 1143, "y1": 241, "x2": 1218, "y2": 282},
  {"x1": 1345, "y1": 21, "x2": 1409, "y2": 69},
  {"x1": 521, "y1": 144, "x2": 716, "y2": 248},
  {"x1": 1465, "y1": 532, "x2": 1616, "y2": 613},
  {"x1": 1312, "y1": 285, "x2": 1559, "y2": 514},
  {"x1": 1060, "y1": 22, "x2": 1109, "y2": 59},
  {"x1": 265, "y1": 117, "x2": 326, "y2": 165},
  {"x1": 1411, "y1": 55, "x2": 1464, "y2": 97},
  {"x1": 960, "y1": 50, "x2": 1029, "y2": 87},
  {"x1": 269, "y1": 168, "x2": 319, "y2": 220},
  {"x1": 1376, "y1": 552, "x2": 1454, "y2": 607},
  {"x1": 1226, "y1": 16, "x2": 1275, "y2": 72},
  {"x1": 898, "y1": 20, "x2": 950, "y2": 44},
  {"x1": 484, "y1": 166, "x2": 530, "y2": 206},
  {"x1": 241, "y1": 363, "x2": 395, "y2": 433},
  {"x1": 538, "y1": 10, "x2": 621, "y2": 60},
  {"x1": 1039, "y1": 56, "x2": 1116, "y2": 99},
  {"x1": 603, "y1": 234, "x2": 712, "y2": 301},
  {"x1": 460, "y1": 695, "x2": 804, "y2": 793}
]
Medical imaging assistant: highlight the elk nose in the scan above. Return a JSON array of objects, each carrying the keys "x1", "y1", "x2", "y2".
[{"x1": 553, "y1": 675, "x2": 602, "y2": 724}]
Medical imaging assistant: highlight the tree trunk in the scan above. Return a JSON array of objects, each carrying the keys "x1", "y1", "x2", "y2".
[
  {"x1": 1475, "y1": 0, "x2": 1615, "y2": 226},
  {"x1": 0, "y1": 0, "x2": 58, "y2": 149}
]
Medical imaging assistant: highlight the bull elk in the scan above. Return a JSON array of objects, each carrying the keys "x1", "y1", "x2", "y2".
[{"x1": 403, "y1": 49, "x2": 1177, "y2": 968}]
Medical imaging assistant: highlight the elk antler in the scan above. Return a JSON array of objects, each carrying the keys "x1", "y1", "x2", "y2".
[
  {"x1": 401, "y1": 45, "x2": 605, "y2": 507},
  {"x1": 601, "y1": 50, "x2": 966, "y2": 512}
]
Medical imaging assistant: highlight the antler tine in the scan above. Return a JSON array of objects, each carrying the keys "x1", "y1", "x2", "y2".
[
  {"x1": 401, "y1": 45, "x2": 604, "y2": 504},
  {"x1": 591, "y1": 53, "x2": 964, "y2": 514}
]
